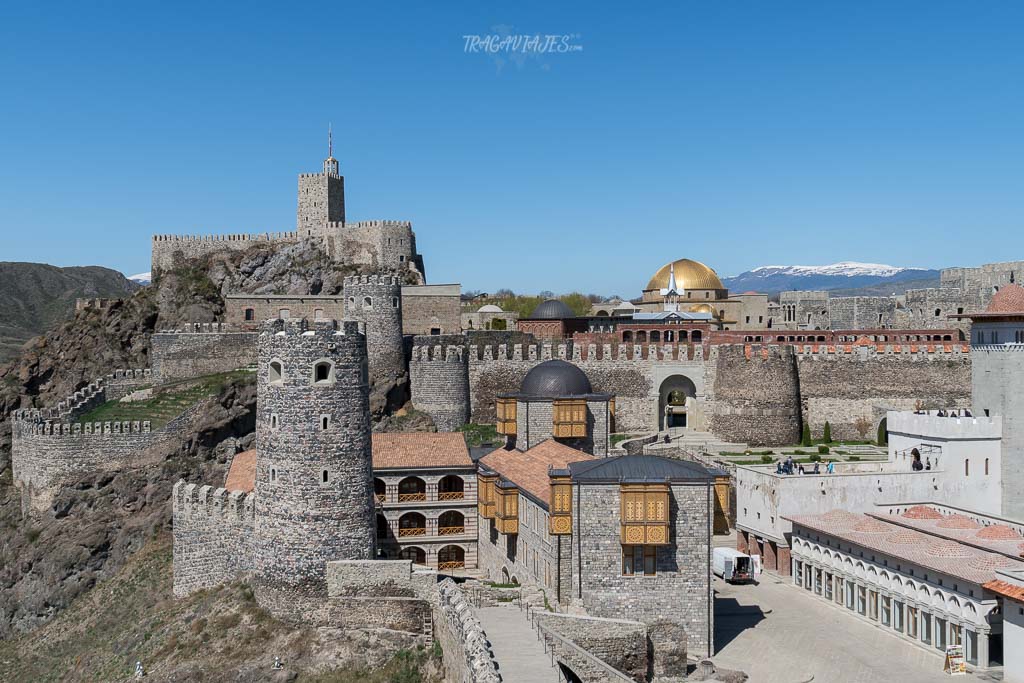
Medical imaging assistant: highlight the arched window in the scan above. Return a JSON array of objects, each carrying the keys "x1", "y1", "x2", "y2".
[
  {"x1": 691, "y1": 330, "x2": 702, "y2": 342},
  {"x1": 363, "y1": 296, "x2": 373, "y2": 308},
  {"x1": 439, "y1": 510, "x2": 465, "y2": 535},
  {"x1": 399, "y1": 546, "x2": 426, "y2": 564},
  {"x1": 398, "y1": 477, "x2": 426, "y2": 502},
  {"x1": 320, "y1": 414, "x2": 331, "y2": 431},
  {"x1": 321, "y1": 469, "x2": 331, "y2": 485},
  {"x1": 622, "y1": 331, "x2": 633, "y2": 343},
  {"x1": 665, "y1": 330, "x2": 674, "y2": 342},
  {"x1": 438, "y1": 475, "x2": 465, "y2": 500},
  {"x1": 650, "y1": 330, "x2": 661, "y2": 343},
  {"x1": 374, "y1": 478, "x2": 387, "y2": 503},
  {"x1": 636, "y1": 331, "x2": 647, "y2": 344},
  {"x1": 270, "y1": 414, "x2": 279, "y2": 429},
  {"x1": 347, "y1": 296, "x2": 355, "y2": 308},
  {"x1": 398, "y1": 512, "x2": 426, "y2": 536},
  {"x1": 313, "y1": 360, "x2": 334, "y2": 385},
  {"x1": 438, "y1": 545, "x2": 466, "y2": 570},
  {"x1": 270, "y1": 467, "x2": 277, "y2": 482},
  {"x1": 244, "y1": 308, "x2": 255, "y2": 321},
  {"x1": 269, "y1": 360, "x2": 284, "y2": 384}
]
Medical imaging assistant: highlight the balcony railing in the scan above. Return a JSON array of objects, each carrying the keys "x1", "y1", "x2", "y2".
[
  {"x1": 438, "y1": 560, "x2": 465, "y2": 570},
  {"x1": 398, "y1": 527, "x2": 426, "y2": 537},
  {"x1": 375, "y1": 494, "x2": 386, "y2": 503},
  {"x1": 398, "y1": 492, "x2": 427, "y2": 502},
  {"x1": 438, "y1": 491, "x2": 464, "y2": 501},
  {"x1": 438, "y1": 526, "x2": 465, "y2": 536}
]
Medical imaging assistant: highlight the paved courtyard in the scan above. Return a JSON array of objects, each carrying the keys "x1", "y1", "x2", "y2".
[{"x1": 713, "y1": 571, "x2": 999, "y2": 682}]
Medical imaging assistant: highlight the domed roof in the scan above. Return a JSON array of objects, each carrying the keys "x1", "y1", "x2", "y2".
[
  {"x1": 688, "y1": 303, "x2": 717, "y2": 317},
  {"x1": 645, "y1": 259, "x2": 724, "y2": 293},
  {"x1": 530, "y1": 299, "x2": 574, "y2": 320},
  {"x1": 520, "y1": 360, "x2": 592, "y2": 397},
  {"x1": 478, "y1": 304, "x2": 503, "y2": 313}
]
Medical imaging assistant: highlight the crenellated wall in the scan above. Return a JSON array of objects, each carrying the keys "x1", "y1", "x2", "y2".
[
  {"x1": 708, "y1": 345, "x2": 801, "y2": 447},
  {"x1": 409, "y1": 345, "x2": 469, "y2": 431},
  {"x1": 151, "y1": 232, "x2": 300, "y2": 275},
  {"x1": 151, "y1": 327, "x2": 257, "y2": 381},
  {"x1": 172, "y1": 482, "x2": 255, "y2": 597}
]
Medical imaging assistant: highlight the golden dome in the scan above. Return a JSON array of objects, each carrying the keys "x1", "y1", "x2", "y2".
[
  {"x1": 645, "y1": 259, "x2": 724, "y2": 292},
  {"x1": 688, "y1": 303, "x2": 717, "y2": 316}
]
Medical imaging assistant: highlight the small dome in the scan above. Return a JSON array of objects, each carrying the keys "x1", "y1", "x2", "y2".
[
  {"x1": 688, "y1": 303, "x2": 717, "y2": 316},
  {"x1": 520, "y1": 360, "x2": 592, "y2": 397},
  {"x1": 478, "y1": 304, "x2": 503, "y2": 313},
  {"x1": 530, "y1": 299, "x2": 574, "y2": 320}
]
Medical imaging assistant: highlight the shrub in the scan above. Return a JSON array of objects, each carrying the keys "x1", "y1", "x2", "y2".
[
  {"x1": 818, "y1": 445, "x2": 830, "y2": 455},
  {"x1": 801, "y1": 423, "x2": 812, "y2": 447},
  {"x1": 823, "y1": 421, "x2": 832, "y2": 443},
  {"x1": 809, "y1": 454, "x2": 822, "y2": 462},
  {"x1": 849, "y1": 455, "x2": 861, "y2": 461},
  {"x1": 760, "y1": 454, "x2": 775, "y2": 464}
]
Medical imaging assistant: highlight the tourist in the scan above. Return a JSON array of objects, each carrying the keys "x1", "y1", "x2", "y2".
[
  {"x1": 925, "y1": 457, "x2": 932, "y2": 471},
  {"x1": 912, "y1": 453, "x2": 924, "y2": 471},
  {"x1": 826, "y1": 460, "x2": 835, "y2": 474},
  {"x1": 964, "y1": 409, "x2": 973, "y2": 417},
  {"x1": 776, "y1": 462, "x2": 784, "y2": 474},
  {"x1": 813, "y1": 462, "x2": 820, "y2": 474},
  {"x1": 798, "y1": 464, "x2": 806, "y2": 475},
  {"x1": 784, "y1": 456, "x2": 795, "y2": 475},
  {"x1": 938, "y1": 409, "x2": 947, "y2": 417}
]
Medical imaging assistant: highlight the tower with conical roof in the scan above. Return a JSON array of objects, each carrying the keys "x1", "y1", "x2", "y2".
[{"x1": 297, "y1": 125, "x2": 346, "y2": 236}]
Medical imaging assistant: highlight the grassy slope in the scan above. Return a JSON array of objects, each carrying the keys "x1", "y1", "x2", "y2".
[{"x1": 0, "y1": 534, "x2": 441, "y2": 683}]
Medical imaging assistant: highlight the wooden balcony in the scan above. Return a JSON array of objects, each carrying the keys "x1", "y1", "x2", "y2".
[
  {"x1": 438, "y1": 491, "x2": 464, "y2": 501},
  {"x1": 438, "y1": 560, "x2": 465, "y2": 570},
  {"x1": 398, "y1": 492, "x2": 427, "y2": 503},
  {"x1": 438, "y1": 526, "x2": 465, "y2": 536},
  {"x1": 398, "y1": 527, "x2": 426, "y2": 537}
]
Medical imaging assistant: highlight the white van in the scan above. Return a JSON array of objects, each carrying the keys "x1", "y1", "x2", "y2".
[{"x1": 713, "y1": 547, "x2": 755, "y2": 583}]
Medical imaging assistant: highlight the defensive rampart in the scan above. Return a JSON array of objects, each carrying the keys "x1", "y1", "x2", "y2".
[
  {"x1": 151, "y1": 325, "x2": 257, "y2": 381},
  {"x1": 151, "y1": 232, "x2": 299, "y2": 275},
  {"x1": 436, "y1": 578, "x2": 500, "y2": 683},
  {"x1": 172, "y1": 482, "x2": 255, "y2": 597}
]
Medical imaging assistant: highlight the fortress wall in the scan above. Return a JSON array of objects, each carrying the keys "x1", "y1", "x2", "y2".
[
  {"x1": 709, "y1": 345, "x2": 801, "y2": 447},
  {"x1": 897, "y1": 287, "x2": 971, "y2": 334},
  {"x1": 436, "y1": 578, "x2": 501, "y2": 683},
  {"x1": 828, "y1": 296, "x2": 897, "y2": 330},
  {"x1": 410, "y1": 346, "x2": 469, "y2": 431},
  {"x1": 150, "y1": 233, "x2": 299, "y2": 276},
  {"x1": 326, "y1": 221, "x2": 418, "y2": 273},
  {"x1": 151, "y1": 330, "x2": 257, "y2": 381},
  {"x1": 795, "y1": 344, "x2": 971, "y2": 440},
  {"x1": 172, "y1": 482, "x2": 255, "y2": 597},
  {"x1": 13, "y1": 399, "x2": 208, "y2": 511},
  {"x1": 401, "y1": 284, "x2": 462, "y2": 336}
]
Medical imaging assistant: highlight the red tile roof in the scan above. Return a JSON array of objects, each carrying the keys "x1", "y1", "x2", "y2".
[
  {"x1": 786, "y1": 509, "x2": 1024, "y2": 585},
  {"x1": 983, "y1": 579, "x2": 1024, "y2": 603},
  {"x1": 225, "y1": 449, "x2": 256, "y2": 493},
  {"x1": 480, "y1": 440, "x2": 595, "y2": 504},
  {"x1": 984, "y1": 284, "x2": 1024, "y2": 315},
  {"x1": 371, "y1": 432, "x2": 473, "y2": 470}
]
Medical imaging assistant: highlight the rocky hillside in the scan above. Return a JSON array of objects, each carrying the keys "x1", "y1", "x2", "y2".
[
  {"x1": 0, "y1": 239, "x2": 415, "y2": 655},
  {"x1": 0, "y1": 262, "x2": 140, "y2": 363}
]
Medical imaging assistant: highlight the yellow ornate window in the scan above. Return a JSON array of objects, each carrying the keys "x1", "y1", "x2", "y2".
[
  {"x1": 553, "y1": 399, "x2": 587, "y2": 438},
  {"x1": 620, "y1": 483, "x2": 670, "y2": 545},
  {"x1": 496, "y1": 398, "x2": 517, "y2": 435},
  {"x1": 494, "y1": 481, "x2": 519, "y2": 535},
  {"x1": 477, "y1": 472, "x2": 497, "y2": 519},
  {"x1": 548, "y1": 471, "x2": 573, "y2": 535}
]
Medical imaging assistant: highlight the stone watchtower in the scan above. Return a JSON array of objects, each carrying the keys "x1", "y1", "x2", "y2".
[
  {"x1": 297, "y1": 128, "x2": 346, "y2": 236},
  {"x1": 252, "y1": 318, "x2": 375, "y2": 620},
  {"x1": 343, "y1": 275, "x2": 406, "y2": 408}
]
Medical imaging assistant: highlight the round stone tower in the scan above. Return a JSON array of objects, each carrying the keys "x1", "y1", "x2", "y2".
[
  {"x1": 253, "y1": 318, "x2": 375, "y2": 620},
  {"x1": 410, "y1": 342, "x2": 469, "y2": 431},
  {"x1": 709, "y1": 344, "x2": 801, "y2": 447},
  {"x1": 343, "y1": 274, "x2": 406, "y2": 412}
]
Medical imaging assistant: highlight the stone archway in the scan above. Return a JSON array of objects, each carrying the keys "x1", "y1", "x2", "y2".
[
  {"x1": 659, "y1": 375, "x2": 697, "y2": 430},
  {"x1": 876, "y1": 417, "x2": 888, "y2": 446}
]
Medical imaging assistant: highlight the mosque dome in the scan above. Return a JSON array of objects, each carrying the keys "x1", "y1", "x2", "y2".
[
  {"x1": 520, "y1": 360, "x2": 592, "y2": 398},
  {"x1": 688, "y1": 303, "x2": 718, "y2": 317},
  {"x1": 530, "y1": 299, "x2": 574, "y2": 320},
  {"x1": 645, "y1": 259, "x2": 724, "y2": 293},
  {"x1": 478, "y1": 304, "x2": 503, "y2": 313}
]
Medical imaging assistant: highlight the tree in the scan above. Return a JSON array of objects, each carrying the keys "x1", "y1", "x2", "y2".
[
  {"x1": 853, "y1": 416, "x2": 873, "y2": 440},
  {"x1": 538, "y1": 290, "x2": 555, "y2": 299},
  {"x1": 822, "y1": 421, "x2": 832, "y2": 443},
  {"x1": 801, "y1": 423, "x2": 812, "y2": 447}
]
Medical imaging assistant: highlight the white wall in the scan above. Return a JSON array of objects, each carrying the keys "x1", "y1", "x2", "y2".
[{"x1": 1005, "y1": 605, "x2": 1024, "y2": 682}]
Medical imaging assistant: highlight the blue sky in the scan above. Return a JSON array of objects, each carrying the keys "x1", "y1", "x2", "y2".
[{"x1": 2, "y1": 2, "x2": 1023, "y2": 297}]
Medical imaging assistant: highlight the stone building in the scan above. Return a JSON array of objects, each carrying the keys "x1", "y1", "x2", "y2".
[
  {"x1": 462, "y1": 303, "x2": 518, "y2": 332},
  {"x1": 372, "y1": 432, "x2": 478, "y2": 570},
  {"x1": 400, "y1": 283, "x2": 462, "y2": 336},
  {"x1": 787, "y1": 504, "x2": 1024, "y2": 672}
]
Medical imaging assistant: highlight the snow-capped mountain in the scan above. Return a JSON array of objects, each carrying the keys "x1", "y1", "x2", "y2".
[
  {"x1": 127, "y1": 272, "x2": 151, "y2": 285},
  {"x1": 723, "y1": 261, "x2": 940, "y2": 295}
]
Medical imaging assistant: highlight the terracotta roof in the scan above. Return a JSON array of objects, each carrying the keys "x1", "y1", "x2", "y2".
[
  {"x1": 983, "y1": 579, "x2": 1024, "y2": 603},
  {"x1": 371, "y1": 433, "x2": 473, "y2": 470},
  {"x1": 225, "y1": 449, "x2": 256, "y2": 493},
  {"x1": 902, "y1": 505, "x2": 943, "y2": 520},
  {"x1": 786, "y1": 509, "x2": 1024, "y2": 585},
  {"x1": 984, "y1": 284, "x2": 1024, "y2": 315},
  {"x1": 480, "y1": 440, "x2": 595, "y2": 504},
  {"x1": 873, "y1": 508, "x2": 1024, "y2": 558}
]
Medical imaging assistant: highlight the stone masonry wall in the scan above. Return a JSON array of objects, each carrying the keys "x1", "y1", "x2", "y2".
[
  {"x1": 151, "y1": 232, "x2": 299, "y2": 276},
  {"x1": 409, "y1": 346, "x2": 469, "y2": 431},
  {"x1": 535, "y1": 612, "x2": 648, "y2": 682},
  {"x1": 828, "y1": 296, "x2": 897, "y2": 330},
  {"x1": 401, "y1": 285, "x2": 462, "y2": 336},
  {"x1": 436, "y1": 578, "x2": 500, "y2": 683},
  {"x1": 224, "y1": 295, "x2": 346, "y2": 329},
  {"x1": 709, "y1": 345, "x2": 801, "y2": 447},
  {"x1": 573, "y1": 481, "x2": 714, "y2": 659},
  {"x1": 172, "y1": 482, "x2": 255, "y2": 597},
  {"x1": 151, "y1": 330, "x2": 257, "y2": 381}
]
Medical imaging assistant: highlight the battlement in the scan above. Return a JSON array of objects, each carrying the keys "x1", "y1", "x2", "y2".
[
  {"x1": 157, "y1": 322, "x2": 240, "y2": 334},
  {"x1": 152, "y1": 232, "x2": 298, "y2": 242},
  {"x1": 75, "y1": 297, "x2": 121, "y2": 312},
  {"x1": 13, "y1": 368, "x2": 151, "y2": 422},
  {"x1": 793, "y1": 342, "x2": 970, "y2": 359},
  {"x1": 298, "y1": 171, "x2": 341, "y2": 179},
  {"x1": 19, "y1": 420, "x2": 152, "y2": 436},
  {"x1": 343, "y1": 273, "x2": 402, "y2": 287},
  {"x1": 173, "y1": 480, "x2": 255, "y2": 519},
  {"x1": 262, "y1": 317, "x2": 362, "y2": 337},
  {"x1": 411, "y1": 345, "x2": 466, "y2": 362},
  {"x1": 326, "y1": 220, "x2": 412, "y2": 230},
  {"x1": 464, "y1": 342, "x2": 705, "y2": 363}
]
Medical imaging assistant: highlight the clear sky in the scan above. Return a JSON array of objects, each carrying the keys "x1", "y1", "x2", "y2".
[{"x1": 2, "y1": 1, "x2": 1023, "y2": 297}]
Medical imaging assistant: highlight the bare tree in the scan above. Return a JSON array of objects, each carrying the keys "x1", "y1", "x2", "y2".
[{"x1": 853, "y1": 416, "x2": 873, "y2": 439}]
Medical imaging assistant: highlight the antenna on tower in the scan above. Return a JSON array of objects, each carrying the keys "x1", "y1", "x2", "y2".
[{"x1": 328, "y1": 123, "x2": 333, "y2": 158}]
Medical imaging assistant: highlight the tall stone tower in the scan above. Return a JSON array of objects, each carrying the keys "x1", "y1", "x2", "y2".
[
  {"x1": 709, "y1": 344, "x2": 802, "y2": 447},
  {"x1": 297, "y1": 128, "x2": 346, "y2": 236},
  {"x1": 253, "y1": 318, "x2": 374, "y2": 620},
  {"x1": 343, "y1": 275, "x2": 406, "y2": 412}
]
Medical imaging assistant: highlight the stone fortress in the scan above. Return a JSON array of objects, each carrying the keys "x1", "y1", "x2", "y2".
[{"x1": 13, "y1": 140, "x2": 1024, "y2": 681}]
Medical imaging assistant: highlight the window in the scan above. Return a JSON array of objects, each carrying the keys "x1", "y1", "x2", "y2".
[
  {"x1": 430, "y1": 327, "x2": 442, "y2": 335},
  {"x1": 321, "y1": 469, "x2": 330, "y2": 485},
  {"x1": 622, "y1": 546, "x2": 657, "y2": 576},
  {"x1": 920, "y1": 610, "x2": 931, "y2": 644},
  {"x1": 935, "y1": 617, "x2": 946, "y2": 650},
  {"x1": 399, "y1": 255, "x2": 405, "y2": 262},
  {"x1": 314, "y1": 308, "x2": 325, "y2": 320},
  {"x1": 269, "y1": 360, "x2": 284, "y2": 384},
  {"x1": 965, "y1": 459, "x2": 970, "y2": 476},
  {"x1": 270, "y1": 414, "x2": 279, "y2": 429},
  {"x1": 279, "y1": 308, "x2": 290, "y2": 319},
  {"x1": 907, "y1": 606, "x2": 918, "y2": 638},
  {"x1": 244, "y1": 308, "x2": 255, "y2": 321},
  {"x1": 313, "y1": 360, "x2": 334, "y2": 384},
  {"x1": 986, "y1": 458, "x2": 990, "y2": 475},
  {"x1": 270, "y1": 467, "x2": 277, "y2": 483},
  {"x1": 857, "y1": 585, "x2": 866, "y2": 615},
  {"x1": 320, "y1": 415, "x2": 330, "y2": 431},
  {"x1": 893, "y1": 600, "x2": 904, "y2": 632},
  {"x1": 363, "y1": 296, "x2": 373, "y2": 308},
  {"x1": 392, "y1": 297, "x2": 399, "y2": 308},
  {"x1": 880, "y1": 594, "x2": 890, "y2": 625},
  {"x1": 824, "y1": 572, "x2": 833, "y2": 600}
]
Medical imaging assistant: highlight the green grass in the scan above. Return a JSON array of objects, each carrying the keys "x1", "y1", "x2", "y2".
[
  {"x1": 610, "y1": 433, "x2": 643, "y2": 446},
  {"x1": 459, "y1": 423, "x2": 500, "y2": 447},
  {"x1": 76, "y1": 370, "x2": 253, "y2": 429}
]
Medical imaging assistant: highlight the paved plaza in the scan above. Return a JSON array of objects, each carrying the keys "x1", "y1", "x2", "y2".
[{"x1": 713, "y1": 569, "x2": 999, "y2": 682}]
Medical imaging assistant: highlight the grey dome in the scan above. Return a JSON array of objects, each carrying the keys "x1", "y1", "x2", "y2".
[
  {"x1": 530, "y1": 299, "x2": 574, "y2": 319},
  {"x1": 520, "y1": 360, "x2": 592, "y2": 397}
]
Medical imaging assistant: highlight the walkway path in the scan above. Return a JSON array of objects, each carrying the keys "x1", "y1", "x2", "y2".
[{"x1": 476, "y1": 604, "x2": 556, "y2": 682}]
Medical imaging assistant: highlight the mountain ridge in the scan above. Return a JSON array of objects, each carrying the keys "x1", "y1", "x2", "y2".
[{"x1": 723, "y1": 261, "x2": 941, "y2": 295}]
